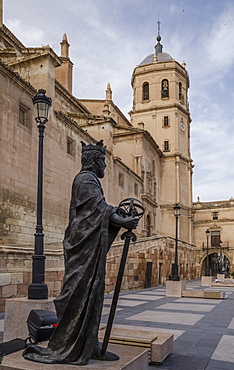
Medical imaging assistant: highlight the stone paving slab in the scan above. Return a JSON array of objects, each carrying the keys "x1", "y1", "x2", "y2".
[
  {"x1": 134, "y1": 291, "x2": 165, "y2": 296},
  {"x1": 228, "y1": 317, "x2": 234, "y2": 329},
  {"x1": 102, "y1": 307, "x2": 122, "y2": 315},
  {"x1": 158, "y1": 302, "x2": 216, "y2": 312},
  {"x1": 127, "y1": 310, "x2": 205, "y2": 325},
  {"x1": 104, "y1": 298, "x2": 147, "y2": 306},
  {"x1": 116, "y1": 294, "x2": 163, "y2": 300},
  {"x1": 174, "y1": 297, "x2": 222, "y2": 304},
  {"x1": 211, "y1": 335, "x2": 234, "y2": 363}
]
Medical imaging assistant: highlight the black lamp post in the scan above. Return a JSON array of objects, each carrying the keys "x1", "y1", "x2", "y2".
[
  {"x1": 205, "y1": 229, "x2": 210, "y2": 276},
  {"x1": 171, "y1": 203, "x2": 181, "y2": 281},
  {"x1": 28, "y1": 89, "x2": 52, "y2": 299},
  {"x1": 219, "y1": 240, "x2": 223, "y2": 274}
]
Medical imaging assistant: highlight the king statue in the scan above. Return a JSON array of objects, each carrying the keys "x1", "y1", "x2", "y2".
[{"x1": 23, "y1": 140, "x2": 138, "y2": 365}]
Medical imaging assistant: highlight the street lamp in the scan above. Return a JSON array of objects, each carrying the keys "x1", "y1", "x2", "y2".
[
  {"x1": 28, "y1": 89, "x2": 52, "y2": 299},
  {"x1": 219, "y1": 240, "x2": 223, "y2": 274},
  {"x1": 205, "y1": 229, "x2": 210, "y2": 276},
  {"x1": 171, "y1": 203, "x2": 181, "y2": 281}
]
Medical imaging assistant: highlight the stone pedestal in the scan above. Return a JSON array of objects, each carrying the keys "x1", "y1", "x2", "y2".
[
  {"x1": 201, "y1": 276, "x2": 213, "y2": 286},
  {"x1": 0, "y1": 343, "x2": 148, "y2": 370},
  {"x1": 166, "y1": 280, "x2": 186, "y2": 297},
  {"x1": 3, "y1": 297, "x2": 55, "y2": 342},
  {"x1": 217, "y1": 274, "x2": 225, "y2": 282},
  {"x1": 151, "y1": 332, "x2": 173, "y2": 363}
]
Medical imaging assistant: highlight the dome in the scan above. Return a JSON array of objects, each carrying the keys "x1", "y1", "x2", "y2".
[{"x1": 139, "y1": 52, "x2": 173, "y2": 66}]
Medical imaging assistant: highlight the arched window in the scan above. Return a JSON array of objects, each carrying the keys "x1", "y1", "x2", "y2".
[
  {"x1": 179, "y1": 82, "x2": 182, "y2": 99},
  {"x1": 161, "y1": 79, "x2": 169, "y2": 98},
  {"x1": 142, "y1": 82, "x2": 149, "y2": 100},
  {"x1": 146, "y1": 214, "x2": 151, "y2": 237}
]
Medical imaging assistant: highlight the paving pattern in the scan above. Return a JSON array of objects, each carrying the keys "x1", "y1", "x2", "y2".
[
  {"x1": 0, "y1": 280, "x2": 234, "y2": 369},
  {"x1": 101, "y1": 280, "x2": 234, "y2": 369}
]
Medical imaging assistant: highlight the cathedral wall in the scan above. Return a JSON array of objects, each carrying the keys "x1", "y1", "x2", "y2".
[
  {"x1": 1, "y1": 63, "x2": 147, "y2": 248},
  {"x1": 81, "y1": 121, "x2": 114, "y2": 153},
  {"x1": 0, "y1": 236, "x2": 200, "y2": 312},
  {"x1": 105, "y1": 235, "x2": 200, "y2": 293},
  {"x1": 0, "y1": 70, "x2": 37, "y2": 246},
  {"x1": 13, "y1": 54, "x2": 53, "y2": 99}
]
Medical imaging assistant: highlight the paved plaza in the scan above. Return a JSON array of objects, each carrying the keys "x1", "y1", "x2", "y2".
[
  {"x1": 0, "y1": 279, "x2": 234, "y2": 369},
  {"x1": 101, "y1": 279, "x2": 234, "y2": 370}
]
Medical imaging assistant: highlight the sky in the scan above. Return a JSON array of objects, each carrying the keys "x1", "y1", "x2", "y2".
[{"x1": 3, "y1": 0, "x2": 234, "y2": 202}]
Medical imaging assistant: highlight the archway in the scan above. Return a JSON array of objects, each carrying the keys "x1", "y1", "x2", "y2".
[{"x1": 202, "y1": 253, "x2": 230, "y2": 277}]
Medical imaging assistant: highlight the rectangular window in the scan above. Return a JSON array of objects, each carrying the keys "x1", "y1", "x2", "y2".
[
  {"x1": 211, "y1": 231, "x2": 220, "y2": 248},
  {"x1": 134, "y1": 183, "x2": 138, "y2": 197},
  {"x1": 67, "y1": 137, "x2": 75, "y2": 157},
  {"x1": 19, "y1": 103, "x2": 30, "y2": 129},
  {"x1": 119, "y1": 172, "x2": 124, "y2": 187},
  {"x1": 163, "y1": 116, "x2": 169, "y2": 127},
  {"x1": 213, "y1": 212, "x2": 218, "y2": 220},
  {"x1": 163, "y1": 140, "x2": 169, "y2": 151}
]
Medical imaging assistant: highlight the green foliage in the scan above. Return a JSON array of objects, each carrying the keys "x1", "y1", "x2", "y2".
[
  {"x1": 231, "y1": 271, "x2": 234, "y2": 277},
  {"x1": 0, "y1": 355, "x2": 4, "y2": 364}
]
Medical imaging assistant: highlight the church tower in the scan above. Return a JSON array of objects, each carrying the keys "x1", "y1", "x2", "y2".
[{"x1": 129, "y1": 27, "x2": 193, "y2": 243}]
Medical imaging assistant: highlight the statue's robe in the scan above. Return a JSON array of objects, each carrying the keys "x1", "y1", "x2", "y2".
[{"x1": 23, "y1": 170, "x2": 119, "y2": 365}]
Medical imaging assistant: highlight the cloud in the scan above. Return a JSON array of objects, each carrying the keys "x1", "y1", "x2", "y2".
[
  {"x1": 207, "y1": 3, "x2": 234, "y2": 71},
  {"x1": 5, "y1": 19, "x2": 46, "y2": 47}
]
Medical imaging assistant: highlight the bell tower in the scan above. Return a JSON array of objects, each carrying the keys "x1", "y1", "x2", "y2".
[{"x1": 129, "y1": 28, "x2": 193, "y2": 243}]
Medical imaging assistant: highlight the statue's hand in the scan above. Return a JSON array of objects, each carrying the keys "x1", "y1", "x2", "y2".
[
  {"x1": 110, "y1": 213, "x2": 139, "y2": 229},
  {"x1": 121, "y1": 216, "x2": 139, "y2": 230}
]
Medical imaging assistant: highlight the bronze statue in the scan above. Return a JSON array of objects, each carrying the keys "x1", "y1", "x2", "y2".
[{"x1": 23, "y1": 140, "x2": 138, "y2": 365}]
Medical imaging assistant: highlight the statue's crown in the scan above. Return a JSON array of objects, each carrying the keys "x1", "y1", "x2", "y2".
[{"x1": 81, "y1": 140, "x2": 106, "y2": 153}]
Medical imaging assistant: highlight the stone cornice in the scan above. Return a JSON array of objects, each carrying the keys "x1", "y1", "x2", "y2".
[
  {"x1": 193, "y1": 199, "x2": 234, "y2": 209},
  {"x1": 161, "y1": 152, "x2": 193, "y2": 164},
  {"x1": 7, "y1": 46, "x2": 62, "y2": 68},
  {"x1": 113, "y1": 127, "x2": 162, "y2": 157},
  {"x1": 129, "y1": 102, "x2": 191, "y2": 121},
  {"x1": 160, "y1": 203, "x2": 193, "y2": 212},
  {"x1": 0, "y1": 245, "x2": 63, "y2": 256},
  {"x1": 141, "y1": 195, "x2": 158, "y2": 207},
  {"x1": 113, "y1": 156, "x2": 142, "y2": 182},
  {"x1": 131, "y1": 59, "x2": 189, "y2": 87},
  {"x1": 0, "y1": 59, "x2": 36, "y2": 94},
  {"x1": 0, "y1": 24, "x2": 25, "y2": 49}
]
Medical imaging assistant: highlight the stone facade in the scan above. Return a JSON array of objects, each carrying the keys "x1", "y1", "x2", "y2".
[
  {"x1": 193, "y1": 199, "x2": 234, "y2": 275},
  {"x1": 105, "y1": 235, "x2": 200, "y2": 294},
  {"x1": 0, "y1": 5, "x2": 234, "y2": 311},
  {"x1": 0, "y1": 236, "x2": 200, "y2": 312}
]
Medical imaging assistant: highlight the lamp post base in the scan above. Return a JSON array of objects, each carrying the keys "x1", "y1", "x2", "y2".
[
  {"x1": 170, "y1": 264, "x2": 180, "y2": 281},
  {"x1": 171, "y1": 275, "x2": 180, "y2": 281},
  {"x1": 28, "y1": 283, "x2": 48, "y2": 299}
]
